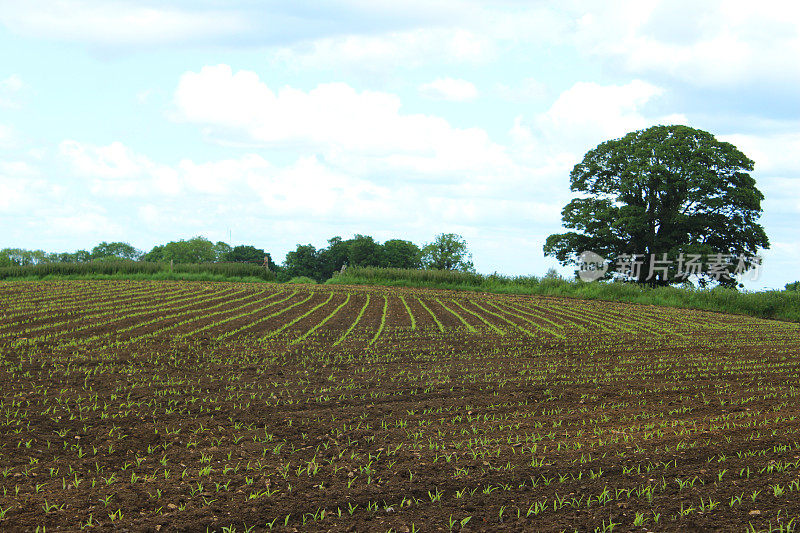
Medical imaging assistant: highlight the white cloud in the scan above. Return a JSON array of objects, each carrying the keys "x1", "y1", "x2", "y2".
[
  {"x1": 0, "y1": 157, "x2": 49, "y2": 214},
  {"x1": 50, "y1": 211, "x2": 118, "y2": 236},
  {"x1": 0, "y1": 1, "x2": 245, "y2": 46},
  {"x1": 0, "y1": 0, "x2": 473, "y2": 50},
  {"x1": 179, "y1": 154, "x2": 271, "y2": 196},
  {"x1": 719, "y1": 131, "x2": 800, "y2": 216},
  {"x1": 61, "y1": 140, "x2": 299, "y2": 198},
  {"x1": 260, "y1": 2, "x2": 798, "y2": 89},
  {"x1": 0, "y1": 74, "x2": 24, "y2": 108},
  {"x1": 173, "y1": 65, "x2": 515, "y2": 181},
  {"x1": 136, "y1": 89, "x2": 154, "y2": 104},
  {"x1": 60, "y1": 140, "x2": 149, "y2": 180},
  {"x1": 138, "y1": 204, "x2": 160, "y2": 226},
  {"x1": 419, "y1": 77, "x2": 478, "y2": 101},
  {"x1": 496, "y1": 77, "x2": 548, "y2": 102},
  {"x1": 263, "y1": 4, "x2": 573, "y2": 76},
  {"x1": 53, "y1": 136, "x2": 566, "y2": 248},
  {"x1": 0, "y1": 74, "x2": 23, "y2": 92},
  {"x1": 56, "y1": 139, "x2": 393, "y2": 220},
  {"x1": 4, "y1": 2, "x2": 796, "y2": 92},
  {"x1": 771, "y1": 241, "x2": 800, "y2": 261},
  {"x1": 0, "y1": 160, "x2": 38, "y2": 178},
  {"x1": 512, "y1": 80, "x2": 688, "y2": 159},
  {"x1": 272, "y1": 28, "x2": 494, "y2": 75},
  {"x1": 59, "y1": 140, "x2": 181, "y2": 196},
  {"x1": 0, "y1": 123, "x2": 15, "y2": 148},
  {"x1": 570, "y1": 1, "x2": 800, "y2": 86},
  {"x1": 247, "y1": 155, "x2": 398, "y2": 220},
  {"x1": 535, "y1": 80, "x2": 664, "y2": 143},
  {"x1": 166, "y1": 69, "x2": 705, "y2": 252},
  {"x1": 720, "y1": 132, "x2": 800, "y2": 177},
  {"x1": 0, "y1": 178, "x2": 25, "y2": 211}
]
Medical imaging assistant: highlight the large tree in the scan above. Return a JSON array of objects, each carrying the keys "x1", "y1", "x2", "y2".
[
  {"x1": 421, "y1": 233, "x2": 474, "y2": 271},
  {"x1": 318, "y1": 237, "x2": 350, "y2": 279},
  {"x1": 283, "y1": 244, "x2": 321, "y2": 280},
  {"x1": 544, "y1": 125, "x2": 769, "y2": 287},
  {"x1": 348, "y1": 234, "x2": 384, "y2": 267},
  {"x1": 383, "y1": 239, "x2": 422, "y2": 269}
]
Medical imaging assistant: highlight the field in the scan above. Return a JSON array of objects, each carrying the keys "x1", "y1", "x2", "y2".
[{"x1": 1, "y1": 280, "x2": 800, "y2": 532}]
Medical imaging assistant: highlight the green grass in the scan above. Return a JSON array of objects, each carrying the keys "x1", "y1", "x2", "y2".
[
  {"x1": 0, "y1": 261, "x2": 275, "y2": 282},
  {"x1": 328, "y1": 266, "x2": 800, "y2": 323},
  {"x1": 0, "y1": 271, "x2": 274, "y2": 284}
]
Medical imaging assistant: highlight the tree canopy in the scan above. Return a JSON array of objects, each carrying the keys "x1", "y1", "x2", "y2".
[
  {"x1": 383, "y1": 239, "x2": 422, "y2": 269},
  {"x1": 224, "y1": 245, "x2": 274, "y2": 269},
  {"x1": 347, "y1": 234, "x2": 383, "y2": 267},
  {"x1": 142, "y1": 237, "x2": 217, "y2": 264},
  {"x1": 283, "y1": 244, "x2": 320, "y2": 280},
  {"x1": 90, "y1": 241, "x2": 141, "y2": 261},
  {"x1": 282, "y1": 235, "x2": 425, "y2": 282},
  {"x1": 2, "y1": 233, "x2": 461, "y2": 282},
  {"x1": 421, "y1": 233, "x2": 474, "y2": 271},
  {"x1": 544, "y1": 125, "x2": 769, "y2": 287}
]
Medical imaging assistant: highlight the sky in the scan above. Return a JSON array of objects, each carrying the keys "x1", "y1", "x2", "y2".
[{"x1": 0, "y1": 0, "x2": 798, "y2": 289}]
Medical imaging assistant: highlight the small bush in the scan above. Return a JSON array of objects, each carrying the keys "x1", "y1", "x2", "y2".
[{"x1": 286, "y1": 276, "x2": 317, "y2": 284}]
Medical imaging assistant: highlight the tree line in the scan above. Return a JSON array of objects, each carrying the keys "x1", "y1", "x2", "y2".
[{"x1": 0, "y1": 233, "x2": 474, "y2": 283}]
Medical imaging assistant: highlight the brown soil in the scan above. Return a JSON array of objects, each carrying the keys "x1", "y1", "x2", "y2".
[{"x1": 1, "y1": 280, "x2": 800, "y2": 532}]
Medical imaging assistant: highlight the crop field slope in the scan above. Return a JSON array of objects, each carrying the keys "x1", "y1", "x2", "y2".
[{"x1": 1, "y1": 280, "x2": 800, "y2": 532}]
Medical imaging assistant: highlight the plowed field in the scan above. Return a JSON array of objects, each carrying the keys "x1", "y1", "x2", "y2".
[{"x1": 1, "y1": 280, "x2": 800, "y2": 532}]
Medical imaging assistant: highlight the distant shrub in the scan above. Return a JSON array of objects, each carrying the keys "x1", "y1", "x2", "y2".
[{"x1": 286, "y1": 276, "x2": 317, "y2": 284}]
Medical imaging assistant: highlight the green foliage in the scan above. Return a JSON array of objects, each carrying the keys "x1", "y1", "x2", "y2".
[
  {"x1": 224, "y1": 245, "x2": 274, "y2": 269},
  {"x1": 319, "y1": 237, "x2": 350, "y2": 278},
  {"x1": 284, "y1": 235, "x2": 424, "y2": 282},
  {"x1": 0, "y1": 261, "x2": 275, "y2": 281},
  {"x1": 91, "y1": 241, "x2": 141, "y2": 261},
  {"x1": 786, "y1": 281, "x2": 800, "y2": 291},
  {"x1": 544, "y1": 125, "x2": 769, "y2": 287},
  {"x1": 330, "y1": 266, "x2": 800, "y2": 323},
  {"x1": 1, "y1": 248, "x2": 93, "y2": 266},
  {"x1": 213, "y1": 241, "x2": 233, "y2": 261},
  {"x1": 0, "y1": 248, "x2": 49, "y2": 266},
  {"x1": 382, "y1": 239, "x2": 421, "y2": 269},
  {"x1": 286, "y1": 276, "x2": 317, "y2": 284},
  {"x1": 420, "y1": 233, "x2": 474, "y2": 271},
  {"x1": 142, "y1": 236, "x2": 216, "y2": 264},
  {"x1": 141, "y1": 245, "x2": 165, "y2": 262},
  {"x1": 49, "y1": 250, "x2": 91, "y2": 263},
  {"x1": 283, "y1": 244, "x2": 321, "y2": 281},
  {"x1": 347, "y1": 234, "x2": 383, "y2": 267}
]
